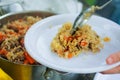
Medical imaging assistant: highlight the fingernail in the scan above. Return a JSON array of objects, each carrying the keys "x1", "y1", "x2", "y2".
[{"x1": 107, "y1": 57, "x2": 113, "y2": 64}]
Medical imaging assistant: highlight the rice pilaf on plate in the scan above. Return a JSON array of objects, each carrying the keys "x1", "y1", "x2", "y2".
[{"x1": 51, "y1": 22, "x2": 103, "y2": 59}]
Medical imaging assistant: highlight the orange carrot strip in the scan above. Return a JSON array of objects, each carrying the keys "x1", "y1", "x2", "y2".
[
  {"x1": 0, "y1": 32, "x2": 6, "y2": 42},
  {"x1": 67, "y1": 36, "x2": 73, "y2": 41},
  {"x1": 24, "y1": 52, "x2": 35, "y2": 64},
  {"x1": 23, "y1": 59, "x2": 29, "y2": 64},
  {"x1": 68, "y1": 53, "x2": 73, "y2": 59},
  {"x1": 80, "y1": 41, "x2": 88, "y2": 46},
  {"x1": 64, "y1": 36, "x2": 73, "y2": 42},
  {"x1": 20, "y1": 38, "x2": 24, "y2": 46},
  {"x1": 57, "y1": 50, "x2": 63, "y2": 55},
  {"x1": 0, "y1": 49, "x2": 8, "y2": 55}
]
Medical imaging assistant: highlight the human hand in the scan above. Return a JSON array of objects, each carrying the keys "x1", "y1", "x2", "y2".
[{"x1": 102, "y1": 52, "x2": 120, "y2": 74}]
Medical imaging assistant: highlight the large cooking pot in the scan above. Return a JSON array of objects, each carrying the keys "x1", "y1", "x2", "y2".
[
  {"x1": 0, "y1": 11, "x2": 89, "y2": 80},
  {"x1": 0, "y1": 11, "x2": 57, "y2": 80}
]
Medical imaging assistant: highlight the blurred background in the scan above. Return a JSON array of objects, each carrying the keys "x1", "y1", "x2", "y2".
[
  {"x1": 0, "y1": 0, "x2": 120, "y2": 80},
  {"x1": 0, "y1": 0, "x2": 120, "y2": 24},
  {"x1": 80, "y1": 0, "x2": 120, "y2": 25}
]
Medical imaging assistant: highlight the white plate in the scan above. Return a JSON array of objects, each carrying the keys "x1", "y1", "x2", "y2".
[
  {"x1": 94, "y1": 73, "x2": 120, "y2": 80},
  {"x1": 25, "y1": 14, "x2": 120, "y2": 73}
]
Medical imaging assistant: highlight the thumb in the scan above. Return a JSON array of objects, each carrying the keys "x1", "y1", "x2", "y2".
[
  {"x1": 101, "y1": 52, "x2": 120, "y2": 74},
  {"x1": 106, "y1": 52, "x2": 120, "y2": 64}
]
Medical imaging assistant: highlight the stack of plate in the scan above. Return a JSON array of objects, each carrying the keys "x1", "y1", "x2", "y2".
[{"x1": 0, "y1": 0, "x2": 83, "y2": 14}]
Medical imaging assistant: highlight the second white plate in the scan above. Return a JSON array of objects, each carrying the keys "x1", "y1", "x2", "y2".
[{"x1": 94, "y1": 73, "x2": 120, "y2": 80}]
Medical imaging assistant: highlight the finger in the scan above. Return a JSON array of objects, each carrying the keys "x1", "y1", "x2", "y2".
[
  {"x1": 106, "y1": 52, "x2": 120, "y2": 64},
  {"x1": 102, "y1": 65, "x2": 120, "y2": 74}
]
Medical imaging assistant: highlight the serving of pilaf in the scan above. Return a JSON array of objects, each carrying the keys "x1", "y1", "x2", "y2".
[
  {"x1": 51, "y1": 22, "x2": 103, "y2": 59},
  {"x1": 0, "y1": 16, "x2": 41, "y2": 64}
]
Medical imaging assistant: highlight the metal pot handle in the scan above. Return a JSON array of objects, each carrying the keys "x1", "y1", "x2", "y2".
[
  {"x1": 43, "y1": 68, "x2": 54, "y2": 80},
  {"x1": 43, "y1": 68, "x2": 61, "y2": 80}
]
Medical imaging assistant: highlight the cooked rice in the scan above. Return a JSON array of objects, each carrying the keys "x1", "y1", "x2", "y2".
[
  {"x1": 0, "y1": 16, "x2": 41, "y2": 64},
  {"x1": 51, "y1": 22, "x2": 103, "y2": 59}
]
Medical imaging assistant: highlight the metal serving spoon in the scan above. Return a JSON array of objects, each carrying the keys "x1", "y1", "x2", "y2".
[{"x1": 71, "y1": 0, "x2": 112, "y2": 34}]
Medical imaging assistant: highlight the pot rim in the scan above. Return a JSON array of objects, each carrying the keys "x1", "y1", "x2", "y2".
[{"x1": 0, "y1": 10, "x2": 55, "y2": 19}]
